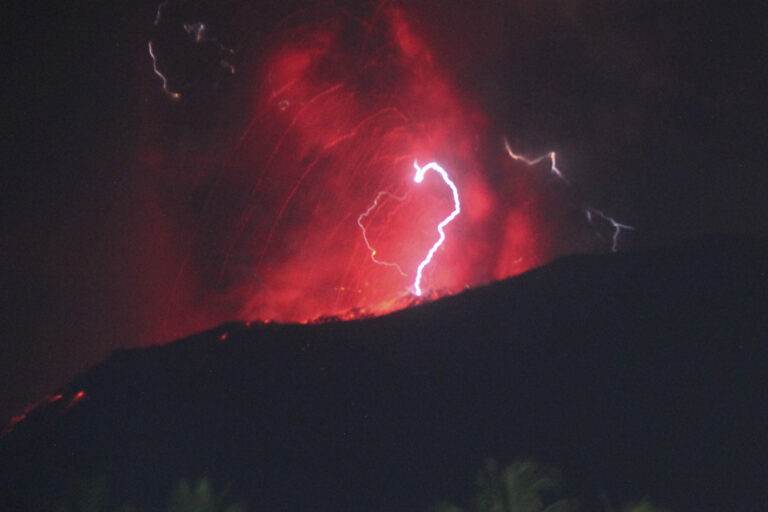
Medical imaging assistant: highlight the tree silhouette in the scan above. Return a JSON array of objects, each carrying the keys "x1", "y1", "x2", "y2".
[
  {"x1": 49, "y1": 476, "x2": 243, "y2": 512},
  {"x1": 50, "y1": 477, "x2": 110, "y2": 512},
  {"x1": 166, "y1": 478, "x2": 245, "y2": 512},
  {"x1": 431, "y1": 459, "x2": 672, "y2": 512},
  {"x1": 474, "y1": 459, "x2": 578, "y2": 512},
  {"x1": 432, "y1": 459, "x2": 578, "y2": 512},
  {"x1": 48, "y1": 477, "x2": 138, "y2": 512},
  {"x1": 620, "y1": 500, "x2": 671, "y2": 512}
]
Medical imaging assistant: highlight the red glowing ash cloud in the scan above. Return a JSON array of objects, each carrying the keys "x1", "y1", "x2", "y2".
[
  {"x1": 228, "y1": 5, "x2": 552, "y2": 321},
  {"x1": 138, "y1": 2, "x2": 605, "y2": 332}
]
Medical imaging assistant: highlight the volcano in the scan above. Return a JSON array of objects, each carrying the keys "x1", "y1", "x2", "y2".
[{"x1": 1, "y1": 237, "x2": 767, "y2": 511}]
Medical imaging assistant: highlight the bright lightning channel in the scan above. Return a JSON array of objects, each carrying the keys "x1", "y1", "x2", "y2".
[{"x1": 412, "y1": 161, "x2": 461, "y2": 296}]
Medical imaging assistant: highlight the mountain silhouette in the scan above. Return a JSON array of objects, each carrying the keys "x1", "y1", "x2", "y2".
[{"x1": 1, "y1": 236, "x2": 766, "y2": 511}]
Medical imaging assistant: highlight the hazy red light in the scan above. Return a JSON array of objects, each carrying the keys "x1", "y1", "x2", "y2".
[{"x1": 137, "y1": 3, "x2": 561, "y2": 336}]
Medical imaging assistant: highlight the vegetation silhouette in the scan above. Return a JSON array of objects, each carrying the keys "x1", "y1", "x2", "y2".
[
  {"x1": 48, "y1": 477, "x2": 243, "y2": 512},
  {"x1": 48, "y1": 465, "x2": 669, "y2": 512},
  {"x1": 167, "y1": 478, "x2": 245, "y2": 512},
  {"x1": 431, "y1": 459, "x2": 670, "y2": 512}
]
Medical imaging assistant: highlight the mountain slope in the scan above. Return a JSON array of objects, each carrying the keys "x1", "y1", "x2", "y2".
[{"x1": 1, "y1": 237, "x2": 767, "y2": 511}]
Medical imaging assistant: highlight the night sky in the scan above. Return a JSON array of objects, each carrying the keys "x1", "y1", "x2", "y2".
[{"x1": 3, "y1": 0, "x2": 768, "y2": 423}]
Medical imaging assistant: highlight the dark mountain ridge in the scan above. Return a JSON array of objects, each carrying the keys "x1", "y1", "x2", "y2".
[{"x1": 2, "y1": 236, "x2": 767, "y2": 511}]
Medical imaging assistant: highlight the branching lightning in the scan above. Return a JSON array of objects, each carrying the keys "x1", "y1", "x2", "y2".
[
  {"x1": 412, "y1": 161, "x2": 461, "y2": 296},
  {"x1": 503, "y1": 138, "x2": 634, "y2": 252},
  {"x1": 183, "y1": 22, "x2": 237, "y2": 74},
  {"x1": 142, "y1": 2, "x2": 641, "y2": 324},
  {"x1": 183, "y1": 22, "x2": 234, "y2": 54},
  {"x1": 586, "y1": 208, "x2": 635, "y2": 252},
  {"x1": 149, "y1": 1, "x2": 236, "y2": 101},
  {"x1": 357, "y1": 191, "x2": 408, "y2": 276},
  {"x1": 504, "y1": 138, "x2": 567, "y2": 182},
  {"x1": 356, "y1": 161, "x2": 461, "y2": 297}
]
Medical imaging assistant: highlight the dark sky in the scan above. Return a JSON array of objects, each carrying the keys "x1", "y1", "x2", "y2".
[{"x1": 3, "y1": 0, "x2": 768, "y2": 423}]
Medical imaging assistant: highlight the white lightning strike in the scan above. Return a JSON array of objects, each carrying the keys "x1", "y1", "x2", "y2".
[
  {"x1": 503, "y1": 137, "x2": 567, "y2": 182},
  {"x1": 412, "y1": 161, "x2": 461, "y2": 296},
  {"x1": 148, "y1": 40, "x2": 181, "y2": 100},
  {"x1": 586, "y1": 208, "x2": 635, "y2": 252},
  {"x1": 357, "y1": 191, "x2": 408, "y2": 276}
]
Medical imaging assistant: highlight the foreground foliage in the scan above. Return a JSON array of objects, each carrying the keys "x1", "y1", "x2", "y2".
[
  {"x1": 50, "y1": 477, "x2": 244, "y2": 512},
  {"x1": 431, "y1": 459, "x2": 670, "y2": 512},
  {"x1": 49, "y1": 460, "x2": 671, "y2": 512}
]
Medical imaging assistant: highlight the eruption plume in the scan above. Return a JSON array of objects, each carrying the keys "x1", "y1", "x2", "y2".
[{"x1": 138, "y1": 1, "x2": 631, "y2": 334}]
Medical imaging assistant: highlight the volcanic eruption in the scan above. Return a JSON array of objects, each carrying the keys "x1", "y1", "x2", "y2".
[
  {"x1": 5, "y1": 3, "x2": 768, "y2": 509},
  {"x1": 140, "y1": 0, "x2": 628, "y2": 335}
]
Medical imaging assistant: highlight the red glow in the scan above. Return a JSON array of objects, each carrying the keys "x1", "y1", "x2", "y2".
[
  {"x1": 66, "y1": 391, "x2": 87, "y2": 409},
  {"x1": 136, "y1": 3, "x2": 580, "y2": 335},
  {"x1": 1, "y1": 392, "x2": 79, "y2": 437}
]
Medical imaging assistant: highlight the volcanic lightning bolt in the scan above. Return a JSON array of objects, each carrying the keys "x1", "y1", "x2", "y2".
[
  {"x1": 503, "y1": 138, "x2": 567, "y2": 183},
  {"x1": 139, "y1": 2, "x2": 637, "y2": 328},
  {"x1": 503, "y1": 138, "x2": 634, "y2": 252},
  {"x1": 356, "y1": 161, "x2": 462, "y2": 297},
  {"x1": 412, "y1": 161, "x2": 461, "y2": 296},
  {"x1": 149, "y1": 0, "x2": 235, "y2": 101},
  {"x1": 357, "y1": 190, "x2": 408, "y2": 277},
  {"x1": 148, "y1": 40, "x2": 180, "y2": 100},
  {"x1": 586, "y1": 208, "x2": 635, "y2": 252}
]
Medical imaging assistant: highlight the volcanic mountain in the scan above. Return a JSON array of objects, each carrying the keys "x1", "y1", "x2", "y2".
[{"x1": 1, "y1": 237, "x2": 766, "y2": 511}]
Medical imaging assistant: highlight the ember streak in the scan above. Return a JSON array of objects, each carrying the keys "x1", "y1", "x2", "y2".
[{"x1": 140, "y1": 1, "x2": 630, "y2": 329}]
